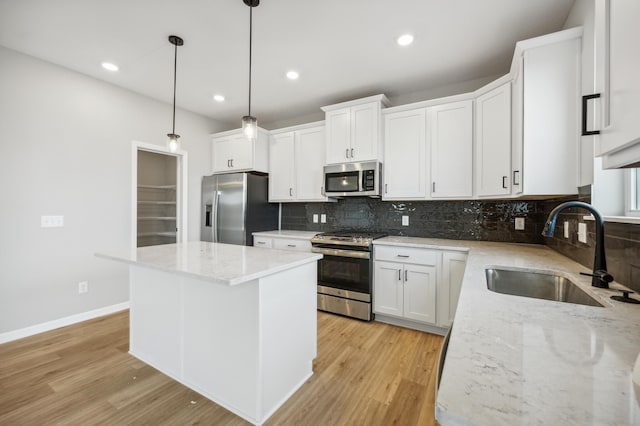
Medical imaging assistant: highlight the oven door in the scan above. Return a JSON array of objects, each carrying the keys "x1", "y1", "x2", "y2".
[{"x1": 314, "y1": 248, "x2": 371, "y2": 298}]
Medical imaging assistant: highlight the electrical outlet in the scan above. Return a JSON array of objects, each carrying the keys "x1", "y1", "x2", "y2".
[
  {"x1": 578, "y1": 223, "x2": 588, "y2": 243},
  {"x1": 515, "y1": 217, "x2": 525, "y2": 230},
  {"x1": 563, "y1": 221, "x2": 569, "y2": 239},
  {"x1": 313, "y1": 214, "x2": 319, "y2": 223},
  {"x1": 41, "y1": 215, "x2": 64, "y2": 228},
  {"x1": 402, "y1": 215, "x2": 409, "y2": 226},
  {"x1": 78, "y1": 281, "x2": 89, "y2": 294},
  {"x1": 320, "y1": 214, "x2": 326, "y2": 224}
]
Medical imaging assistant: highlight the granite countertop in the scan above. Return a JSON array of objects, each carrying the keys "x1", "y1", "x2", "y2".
[
  {"x1": 96, "y1": 241, "x2": 322, "y2": 286},
  {"x1": 374, "y1": 237, "x2": 640, "y2": 425},
  {"x1": 252, "y1": 230, "x2": 319, "y2": 240}
]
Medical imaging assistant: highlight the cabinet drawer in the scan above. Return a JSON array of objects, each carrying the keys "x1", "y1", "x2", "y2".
[
  {"x1": 273, "y1": 238, "x2": 311, "y2": 252},
  {"x1": 253, "y1": 236, "x2": 273, "y2": 248},
  {"x1": 374, "y1": 245, "x2": 439, "y2": 265}
]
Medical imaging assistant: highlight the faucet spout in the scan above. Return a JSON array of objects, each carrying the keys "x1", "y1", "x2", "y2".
[{"x1": 541, "y1": 201, "x2": 612, "y2": 289}]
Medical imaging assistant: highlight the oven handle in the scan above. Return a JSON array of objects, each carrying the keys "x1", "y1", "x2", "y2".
[{"x1": 311, "y1": 247, "x2": 370, "y2": 259}]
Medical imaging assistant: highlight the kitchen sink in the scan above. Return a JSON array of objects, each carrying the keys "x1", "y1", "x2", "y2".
[{"x1": 485, "y1": 268, "x2": 604, "y2": 307}]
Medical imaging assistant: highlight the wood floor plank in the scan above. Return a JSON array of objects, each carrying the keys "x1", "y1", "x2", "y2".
[{"x1": 0, "y1": 310, "x2": 443, "y2": 425}]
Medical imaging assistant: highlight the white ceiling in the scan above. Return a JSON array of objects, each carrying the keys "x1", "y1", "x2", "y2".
[{"x1": 0, "y1": 0, "x2": 575, "y2": 129}]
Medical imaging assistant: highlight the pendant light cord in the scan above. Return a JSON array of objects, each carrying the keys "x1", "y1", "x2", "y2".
[
  {"x1": 248, "y1": 5, "x2": 253, "y2": 117},
  {"x1": 172, "y1": 41, "x2": 178, "y2": 134}
]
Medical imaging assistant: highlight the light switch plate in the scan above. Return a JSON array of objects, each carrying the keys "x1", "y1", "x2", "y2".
[
  {"x1": 313, "y1": 214, "x2": 318, "y2": 223},
  {"x1": 563, "y1": 221, "x2": 569, "y2": 238},
  {"x1": 41, "y1": 215, "x2": 64, "y2": 228},
  {"x1": 320, "y1": 214, "x2": 327, "y2": 224},
  {"x1": 402, "y1": 215, "x2": 409, "y2": 226},
  {"x1": 515, "y1": 217, "x2": 525, "y2": 230},
  {"x1": 578, "y1": 222, "x2": 587, "y2": 243}
]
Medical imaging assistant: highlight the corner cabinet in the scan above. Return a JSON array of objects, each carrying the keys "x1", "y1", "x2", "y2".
[
  {"x1": 269, "y1": 123, "x2": 329, "y2": 202},
  {"x1": 475, "y1": 81, "x2": 512, "y2": 197},
  {"x1": 511, "y1": 28, "x2": 582, "y2": 195},
  {"x1": 211, "y1": 128, "x2": 269, "y2": 174},
  {"x1": 373, "y1": 242, "x2": 468, "y2": 331},
  {"x1": 595, "y1": 0, "x2": 640, "y2": 168},
  {"x1": 322, "y1": 94, "x2": 390, "y2": 164}
]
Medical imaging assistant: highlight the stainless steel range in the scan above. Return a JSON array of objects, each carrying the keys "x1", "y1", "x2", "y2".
[{"x1": 311, "y1": 231, "x2": 387, "y2": 321}]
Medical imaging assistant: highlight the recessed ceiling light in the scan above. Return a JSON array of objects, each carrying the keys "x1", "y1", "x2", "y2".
[
  {"x1": 286, "y1": 70, "x2": 299, "y2": 80},
  {"x1": 101, "y1": 62, "x2": 119, "y2": 71},
  {"x1": 396, "y1": 34, "x2": 414, "y2": 47},
  {"x1": 213, "y1": 94, "x2": 225, "y2": 102}
]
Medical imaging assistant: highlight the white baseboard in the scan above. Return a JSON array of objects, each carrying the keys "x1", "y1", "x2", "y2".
[
  {"x1": 0, "y1": 301, "x2": 130, "y2": 345},
  {"x1": 374, "y1": 314, "x2": 449, "y2": 336}
]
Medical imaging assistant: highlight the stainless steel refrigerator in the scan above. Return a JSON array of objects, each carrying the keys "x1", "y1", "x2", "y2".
[{"x1": 200, "y1": 173, "x2": 278, "y2": 246}]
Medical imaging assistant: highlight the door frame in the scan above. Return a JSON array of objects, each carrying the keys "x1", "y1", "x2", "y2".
[{"x1": 131, "y1": 140, "x2": 189, "y2": 249}]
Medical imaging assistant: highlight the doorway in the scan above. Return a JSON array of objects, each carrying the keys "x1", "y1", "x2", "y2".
[{"x1": 131, "y1": 141, "x2": 188, "y2": 248}]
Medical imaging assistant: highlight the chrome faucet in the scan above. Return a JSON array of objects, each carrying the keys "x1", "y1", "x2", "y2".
[{"x1": 541, "y1": 201, "x2": 613, "y2": 288}]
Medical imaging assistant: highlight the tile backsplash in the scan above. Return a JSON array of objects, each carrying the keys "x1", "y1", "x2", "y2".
[
  {"x1": 282, "y1": 193, "x2": 640, "y2": 293},
  {"x1": 281, "y1": 197, "x2": 549, "y2": 244}
]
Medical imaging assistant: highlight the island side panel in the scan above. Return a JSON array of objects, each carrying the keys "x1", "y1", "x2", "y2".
[
  {"x1": 182, "y1": 276, "x2": 260, "y2": 423},
  {"x1": 129, "y1": 266, "x2": 183, "y2": 378},
  {"x1": 258, "y1": 261, "x2": 317, "y2": 421}
]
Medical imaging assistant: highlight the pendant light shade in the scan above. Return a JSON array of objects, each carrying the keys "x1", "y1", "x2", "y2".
[
  {"x1": 242, "y1": 0, "x2": 259, "y2": 141},
  {"x1": 167, "y1": 35, "x2": 184, "y2": 152}
]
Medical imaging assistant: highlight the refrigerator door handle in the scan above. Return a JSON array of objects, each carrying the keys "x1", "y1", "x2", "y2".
[{"x1": 213, "y1": 191, "x2": 220, "y2": 242}]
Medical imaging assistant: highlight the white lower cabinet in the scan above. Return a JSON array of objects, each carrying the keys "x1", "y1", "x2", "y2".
[
  {"x1": 252, "y1": 232, "x2": 315, "y2": 253},
  {"x1": 374, "y1": 243, "x2": 467, "y2": 330}
]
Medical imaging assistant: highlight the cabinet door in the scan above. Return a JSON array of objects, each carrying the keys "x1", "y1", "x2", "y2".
[
  {"x1": 325, "y1": 109, "x2": 351, "y2": 164},
  {"x1": 475, "y1": 83, "x2": 512, "y2": 197},
  {"x1": 351, "y1": 102, "x2": 378, "y2": 162},
  {"x1": 438, "y1": 252, "x2": 468, "y2": 328},
  {"x1": 596, "y1": 0, "x2": 640, "y2": 166},
  {"x1": 403, "y1": 264, "x2": 437, "y2": 324},
  {"x1": 429, "y1": 100, "x2": 473, "y2": 198},
  {"x1": 212, "y1": 134, "x2": 252, "y2": 172},
  {"x1": 383, "y1": 109, "x2": 427, "y2": 199},
  {"x1": 295, "y1": 126, "x2": 327, "y2": 201},
  {"x1": 212, "y1": 137, "x2": 234, "y2": 172},
  {"x1": 269, "y1": 133, "x2": 295, "y2": 201},
  {"x1": 373, "y1": 261, "x2": 403, "y2": 317}
]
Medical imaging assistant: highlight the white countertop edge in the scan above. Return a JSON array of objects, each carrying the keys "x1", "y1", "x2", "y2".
[
  {"x1": 94, "y1": 251, "x2": 322, "y2": 286},
  {"x1": 252, "y1": 230, "x2": 319, "y2": 240},
  {"x1": 373, "y1": 236, "x2": 471, "y2": 252}
]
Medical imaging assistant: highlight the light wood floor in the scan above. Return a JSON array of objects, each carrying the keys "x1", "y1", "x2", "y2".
[{"x1": 0, "y1": 311, "x2": 443, "y2": 425}]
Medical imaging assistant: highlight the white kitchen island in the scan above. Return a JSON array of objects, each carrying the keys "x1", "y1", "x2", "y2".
[{"x1": 96, "y1": 241, "x2": 322, "y2": 425}]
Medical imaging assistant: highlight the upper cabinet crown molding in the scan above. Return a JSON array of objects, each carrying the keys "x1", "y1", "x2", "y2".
[{"x1": 320, "y1": 94, "x2": 390, "y2": 112}]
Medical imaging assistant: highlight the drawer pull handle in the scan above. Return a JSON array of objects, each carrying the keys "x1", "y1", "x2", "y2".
[
  {"x1": 257, "y1": 241, "x2": 265, "y2": 244},
  {"x1": 398, "y1": 269, "x2": 401, "y2": 280},
  {"x1": 405, "y1": 270, "x2": 408, "y2": 281},
  {"x1": 287, "y1": 244, "x2": 297, "y2": 247},
  {"x1": 397, "y1": 254, "x2": 410, "y2": 258}
]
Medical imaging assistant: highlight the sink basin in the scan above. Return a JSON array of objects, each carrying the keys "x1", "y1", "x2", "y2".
[{"x1": 485, "y1": 268, "x2": 604, "y2": 307}]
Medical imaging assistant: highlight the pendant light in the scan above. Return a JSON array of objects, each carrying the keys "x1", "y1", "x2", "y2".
[
  {"x1": 241, "y1": 0, "x2": 259, "y2": 141},
  {"x1": 167, "y1": 35, "x2": 184, "y2": 153}
]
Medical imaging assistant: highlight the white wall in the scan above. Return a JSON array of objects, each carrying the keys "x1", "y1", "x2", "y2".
[{"x1": 0, "y1": 46, "x2": 223, "y2": 334}]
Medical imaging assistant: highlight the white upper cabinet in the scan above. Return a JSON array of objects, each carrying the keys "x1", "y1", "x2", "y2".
[
  {"x1": 429, "y1": 100, "x2": 473, "y2": 198},
  {"x1": 595, "y1": 0, "x2": 640, "y2": 168},
  {"x1": 322, "y1": 95, "x2": 389, "y2": 164},
  {"x1": 269, "y1": 123, "x2": 329, "y2": 202},
  {"x1": 382, "y1": 108, "x2": 427, "y2": 200},
  {"x1": 475, "y1": 82, "x2": 512, "y2": 197},
  {"x1": 296, "y1": 126, "x2": 328, "y2": 200},
  {"x1": 511, "y1": 28, "x2": 581, "y2": 196},
  {"x1": 269, "y1": 132, "x2": 295, "y2": 201},
  {"x1": 211, "y1": 128, "x2": 269, "y2": 174}
]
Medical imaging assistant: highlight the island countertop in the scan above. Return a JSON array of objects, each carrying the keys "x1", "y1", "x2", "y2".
[
  {"x1": 373, "y1": 237, "x2": 640, "y2": 425},
  {"x1": 96, "y1": 241, "x2": 322, "y2": 286}
]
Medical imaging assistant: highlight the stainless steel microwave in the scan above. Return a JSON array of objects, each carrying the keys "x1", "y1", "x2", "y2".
[{"x1": 323, "y1": 161, "x2": 382, "y2": 197}]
